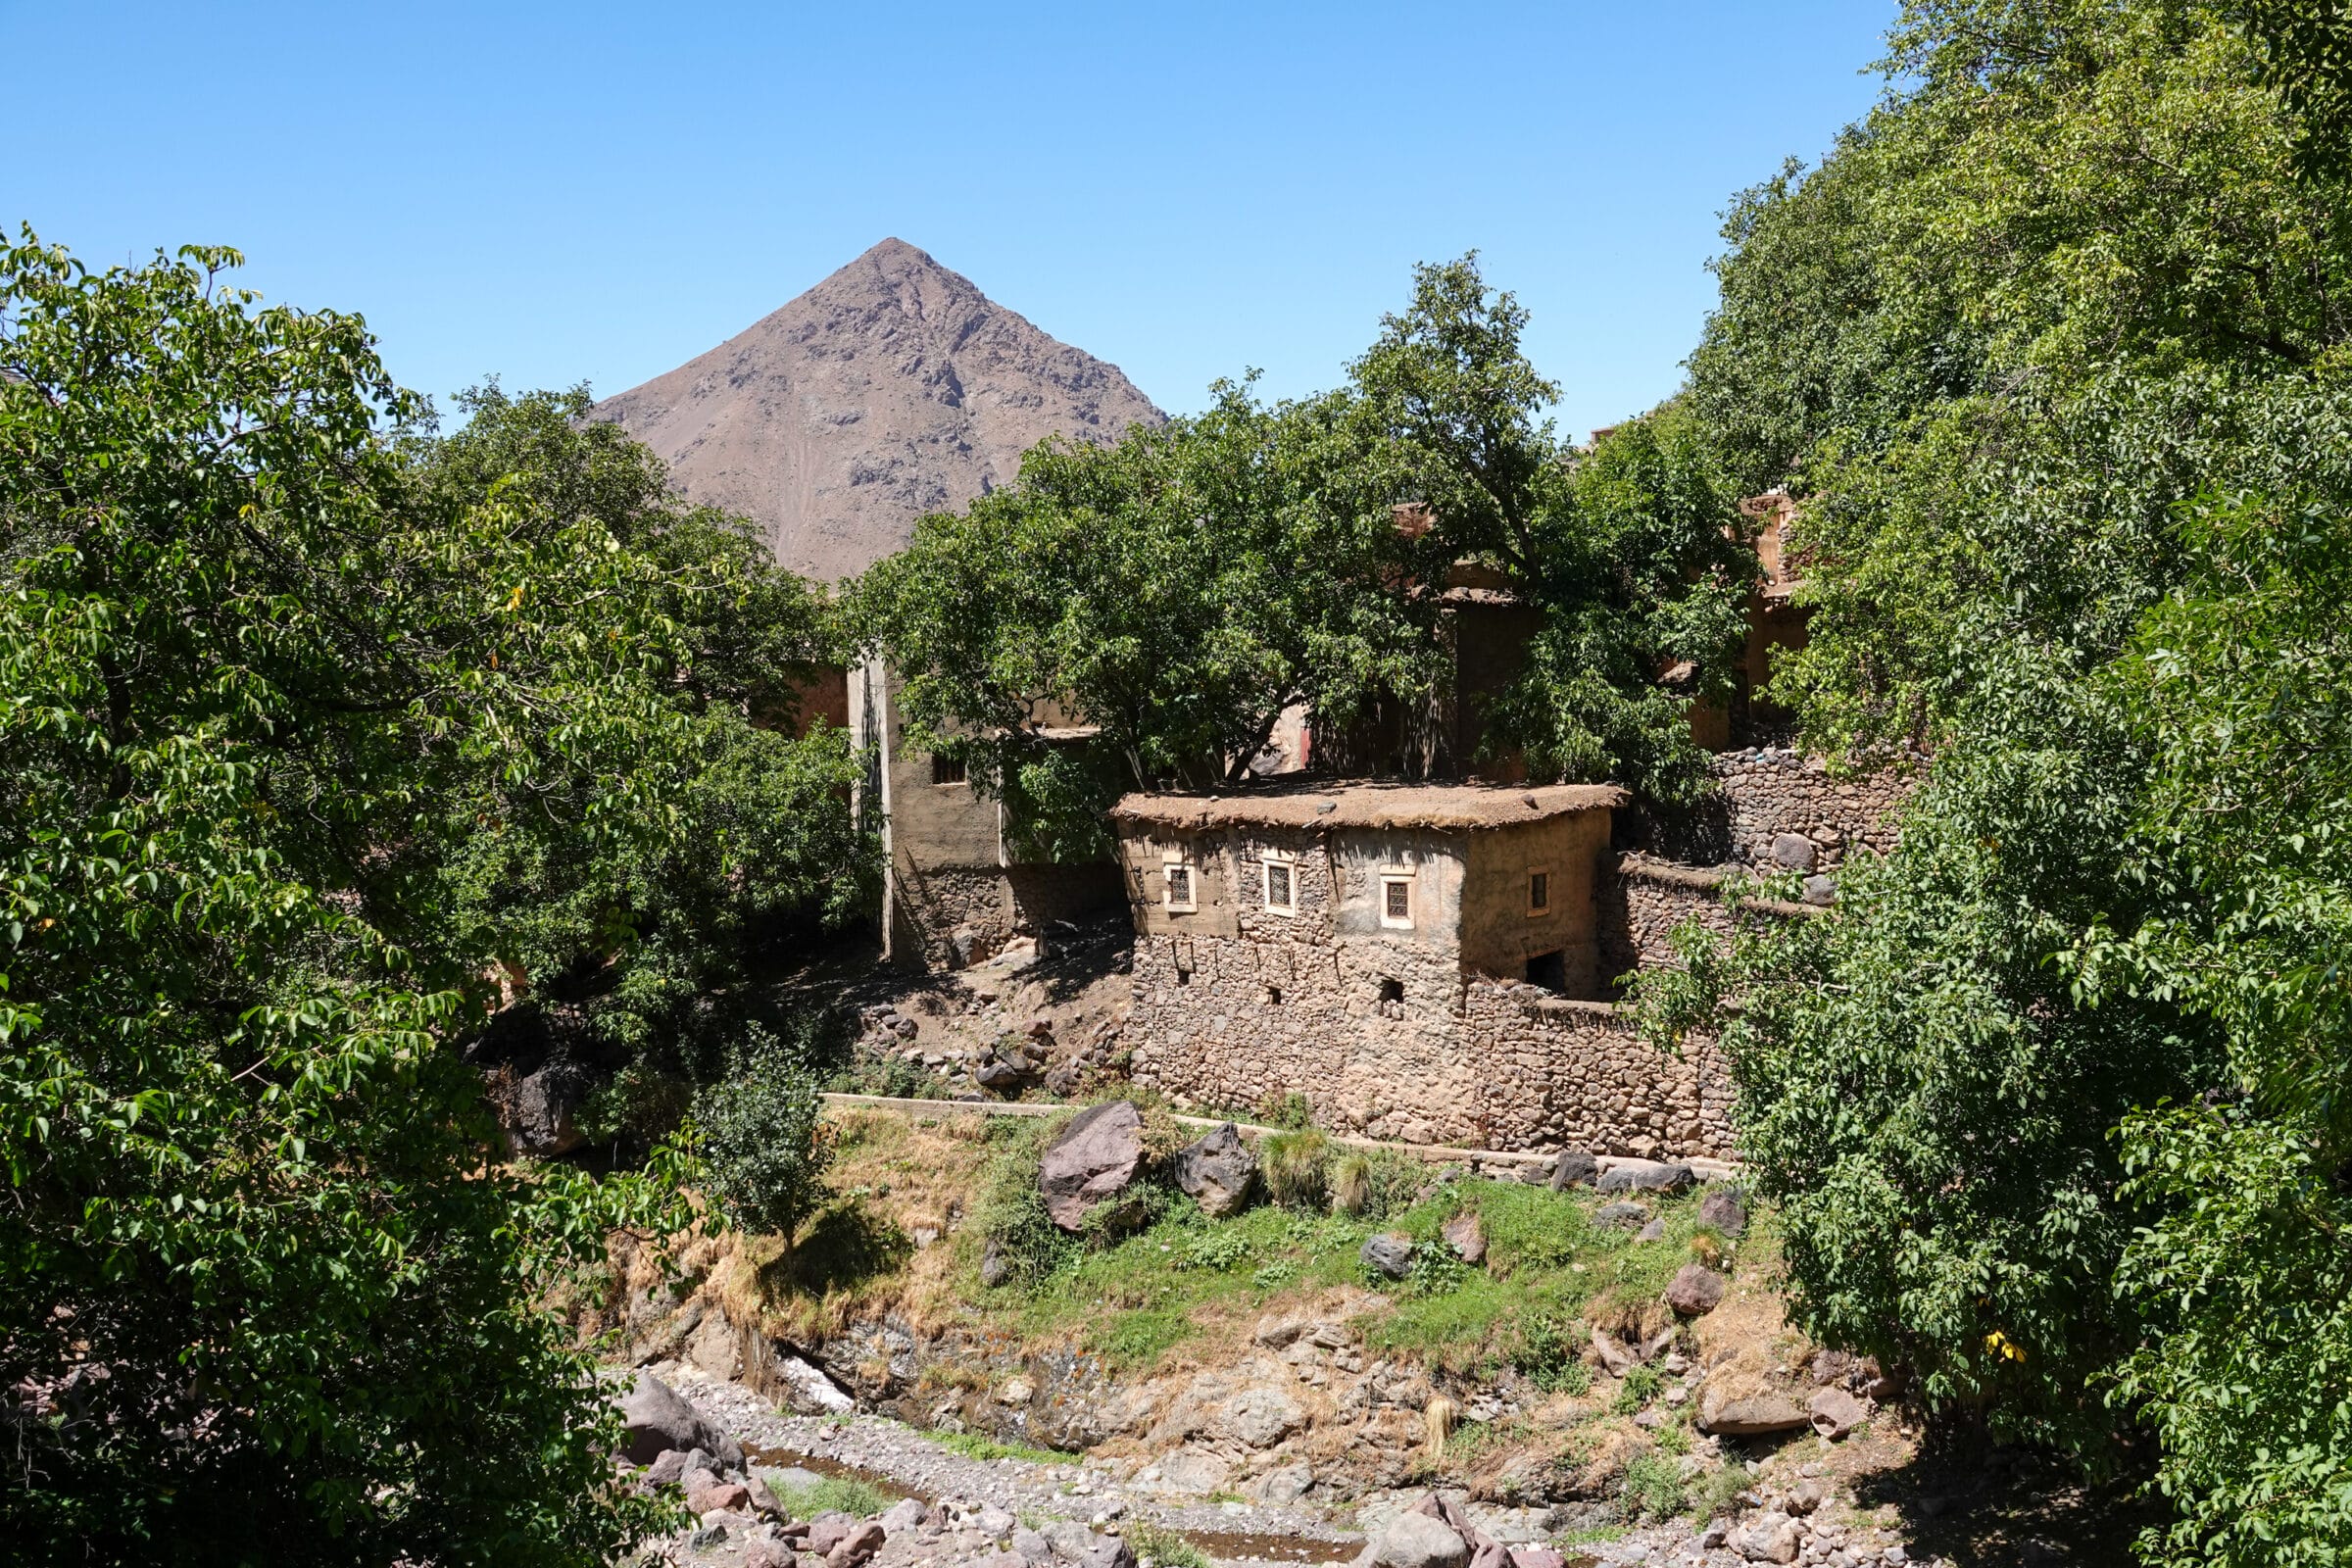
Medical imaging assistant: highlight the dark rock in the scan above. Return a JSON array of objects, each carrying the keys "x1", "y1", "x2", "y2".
[
  {"x1": 974, "y1": 1056, "x2": 1026, "y2": 1092},
  {"x1": 980, "y1": 1238, "x2": 1012, "y2": 1288},
  {"x1": 1697, "y1": 1186, "x2": 1747, "y2": 1237},
  {"x1": 805, "y1": 1513, "x2": 859, "y2": 1554},
  {"x1": 617, "y1": 1371, "x2": 730, "y2": 1465},
  {"x1": 1548, "y1": 1149, "x2": 1598, "y2": 1190},
  {"x1": 1039, "y1": 1100, "x2": 1146, "y2": 1230},
  {"x1": 1593, "y1": 1200, "x2": 1650, "y2": 1231},
  {"x1": 1595, "y1": 1159, "x2": 1695, "y2": 1195},
  {"x1": 1174, "y1": 1122, "x2": 1258, "y2": 1217},
  {"x1": 1771, "y1": 833, "x2": 1819, "y2": 871},
  {"x1": 1080, "y1": 1538, "x2": 1139, "y2": 1568},
  {"x1": 508, "y1": 1057, "x2": 593, "y2": 1156},
  {"x1": 1517, "y1": 1158, "x2": 1557, "y2": 1185},
  {"x1": 826, "y1": 1520, "x2": 887, "y2": 1568},
  {"x1": 1361, "y1": 1231, "x2": 1416, "y2": 1279},
  {"x1": 1442, "y1": 1211, "x2": 1487, "y2": 1265},
  {"x1": 1635, "y1": 1218, "x2": 1665, "y2": 1243},
  {"x1": 646, "y1": 1446, "x2": 702, "y2": 1486},
  {"x1": 1801, "y1": 873, "x2": 1836, "y2": 906},
  {"x1": 1665, "y1": 1263, "x2": 1728, "y2": 1317},
  {"x1": 1043, "y1": 1061, "x2": 1084, "y2": 1097}
]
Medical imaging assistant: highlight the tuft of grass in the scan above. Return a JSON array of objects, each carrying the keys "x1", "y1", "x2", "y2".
[
  {"x1": 1263, "y1": 1128, "x2": 1329, "y2": 1210},
  {"x1": 1124, "y1": 1521, "x2": 1214, "y2": 1568},
  {"x1": 923, "y1": 1430, "x2": 1071, "y2": 1464},
  {"x1": 1690, "y1": 1460, "x2": 1748, "y2": 1520},
  {"x1": 1330, "y1": 1152, "x2": 1372, "y2": 1216},
  {"x1": 760, "y1": 1472, "x2": 903, "y2": 1519},
  {"x1": 1620, "y1": 1449, "x2": 1687, "y2": 1521},
  {"x1": 1613, "y1": 1363, "x2": 1664, "y2": 1414}
]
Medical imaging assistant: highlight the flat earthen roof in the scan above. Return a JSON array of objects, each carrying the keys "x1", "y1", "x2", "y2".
[{"x1": 1109, "y1": 780, "x2": 1626, "y2": 833}]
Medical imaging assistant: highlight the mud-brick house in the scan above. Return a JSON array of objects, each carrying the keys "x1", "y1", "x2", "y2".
[{"x1": 1109, "y1": 781, "x2": 1737, "y2": 1160}]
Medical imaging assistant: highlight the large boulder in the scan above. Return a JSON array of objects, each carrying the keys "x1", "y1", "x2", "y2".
[
  {"x1": 1361, "y1": 1232, "x2": 1415, "y2": 1279},
  {"x1": 1548, "y1": 1149, "x2": 1598, "y2": 1191},
  {"x1": 1223, "y1": 1384, "x2": 1305, "y2": 1448},
  {"x1": 507, "y1": 1057, "x2": 593, "y2": 1156},
  {"x1": 617, "y1": 1370, "x2": 736, "y2": 1465},
  {"x1": 1174, "y1": 1122, "x2": 1258, "y2": 1216},
  {"x1": 1442, "y1": 1212, "x2": 1487, "y2": 1265},
  {"x1": 1809, "y1": 1386, "x2": 1870, "y2": 1439},
  {"x1": 1596, "y1": 1159, "x2": 1695, "y2": 1195},
  {"x1": 1665, "y1": 1263, "x2": 1728, "y2": 1317},
  {"x1": 1039, "y1": 1100, "x2": 1146, "y2": 1231},
  {"x1": 1369, "y1": 1511, "x2": 1471, "y2": 1568},
  {"x1": 1736, "y1": 1513, "x2": 1802, "y2": 1563},
  {"x1": 1698, "y1": 1376, "x2": 1812, "y2": 1437},
  {"x1": 1698, "y1": 1186, "x2": 1748, "y2": 1237}
]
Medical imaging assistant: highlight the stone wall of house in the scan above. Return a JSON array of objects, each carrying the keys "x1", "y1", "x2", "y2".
[
  {"x1": 1127, "y1": 931, "x2": 1736, "y2": 1160},
  {"x1": 1461, "y1": 982, "x2": 1735, "y2": 1160},
  {"x1": 1712, "y1": 748, "x2": 1920, "y2": 869},
  {"x1": 895, "y1": 863, "x2": 1126, "y2": 968},
  {"x1": 1596, "y1": 858, "x2": 1740, "y2": 984}
]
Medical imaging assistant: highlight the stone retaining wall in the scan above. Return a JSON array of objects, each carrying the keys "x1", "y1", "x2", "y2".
[
  {"x1": 1712, "y1": 749, "x2": 1919, "y2": 868},
  {"x1": 1462, "y1": 981, "x2": 1735, "y2": 1160},
  {"x1": 1128, "y1": 934, "x2": 1735, "y2": 1160}
]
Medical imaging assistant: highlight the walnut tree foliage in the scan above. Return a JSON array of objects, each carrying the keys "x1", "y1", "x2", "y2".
[
  {"x1": 0, "y1": 235, "x2": 858, "y2": 1562},
  {"x1": 1653, "y1": 3, "x2": 2352, "y2": 1561},
  {"x1": 854, "y1": 257, "x2": 1753, "y2": 851}
]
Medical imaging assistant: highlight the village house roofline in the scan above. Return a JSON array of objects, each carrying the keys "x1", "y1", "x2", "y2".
[{"x1": 1108, "y1": 779, "x2": 1628, "y2": 833}]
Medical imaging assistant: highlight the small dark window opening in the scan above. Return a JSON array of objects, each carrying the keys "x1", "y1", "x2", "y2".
[
  {"x1": 1526, "y1": 951, "x2": 1567, "y2": 993},
  {"x1": 931, "y1": 753, "x2": 967, "y2": 785},
  {"x1": 1266, "y1": 860, "x2": 1294, "y2": 910},
  {"x1": 1266, "y1": 985, "x2": 1283, "y2": 1004},
  {"x1": 1529, "y1": 870, "x2": 1549, "y2": 912},
  {"x1": 1376, "y1": 976, "x2": 1405, "y2": 1018},
  {"x1": 1175, "y1": 968, "x2": 1191, "y2": 987}
]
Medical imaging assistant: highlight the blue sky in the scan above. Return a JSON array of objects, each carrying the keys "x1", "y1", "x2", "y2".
[{"x1": 7, "y1": 1, "x2": 1894, "y2": 435}]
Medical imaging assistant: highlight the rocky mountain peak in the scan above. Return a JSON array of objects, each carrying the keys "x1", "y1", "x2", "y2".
[{"x1": 591, "y1": 239, "x2": 1163, "y2": 581}]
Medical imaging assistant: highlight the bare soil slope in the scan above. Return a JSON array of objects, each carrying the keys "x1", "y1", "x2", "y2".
[{"x1": 590, "y1": 238, "x2": 1164, "y2": 581}]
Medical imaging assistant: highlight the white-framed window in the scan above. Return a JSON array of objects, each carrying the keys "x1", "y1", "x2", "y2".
[
  {"x1": 1527, "y1": 867, "x2": 1551, "y2": 916},
  {"x1": 1262, "y1": 849, "x2": 1297, "y2": 915},
  {"x1": 1379, "y1": 870, "x2": 1415, "y2": 930},
  {"x1": 1162, "y1": 856, "x2": 1198, "y2": 913}
]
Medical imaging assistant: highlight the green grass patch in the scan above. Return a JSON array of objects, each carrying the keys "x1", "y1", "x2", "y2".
[
  {"x1": 758, "y1": 1472, "x2": 904, "y2": 1518},
  {"x1": 1123, "y1": 1521, "x2": 1214, "y2": 1568},
  {"x1": 922, "y1": 1430, "x2": 1072, "y2": 1464}
]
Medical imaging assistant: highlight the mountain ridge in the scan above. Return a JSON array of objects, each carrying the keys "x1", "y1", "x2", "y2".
[{"x1": 591, "y1": 238, "x2": 1164, "y2": 581}]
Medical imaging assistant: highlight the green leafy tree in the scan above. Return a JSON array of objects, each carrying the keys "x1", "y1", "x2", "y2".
[
  {"x1": 2081, "y1": 497, "x2": 2352, "y2": 1565},
  {"x1": 1690, "y1": 0, "x2": 2352, "y2": 756},
  {"x1": 858, "y1": 259, "x2": 1754, "y2": 840},
  {"x1": 406, "y1": 384, "x2": 877, "y2": 1139},
  {"x1": 1351, "y1": 260, "x2": 1754, "y2": 801},
  {"x1": 0, "y1": 233, "x2": 779, "y2": 1561},
  {"x1": 692, "y1": 1021, "x2": 836, "y2": 1243},
  {"x1": 852, "y1": 376, "x2": 1446, "y2": 855}
]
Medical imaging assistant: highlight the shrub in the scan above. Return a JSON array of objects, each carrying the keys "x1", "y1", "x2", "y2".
[
  {"x1": 1255, "y1": 1091, "x2": 1315, "y2": 1130},
  {"x1": 694, "y1": 1023, "x2": 835, "y2": 1242},
  {"x1": 1619, "y1": 1450, "x2": 1686, "y2": 1522},
  {"x1": 1513, "y1": 1313, "x2": 1595, "y2": 1395},
  {"x1": 1124, "y1": 1522, "x2": 1213, "y2": 1568},
  {"x1": 1612, "y1": 1364, "x2": 1663, "y2": 1414},
  {"x1": 1263, "y1": 1128, "x2": 1330, "y2": 1210}
]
